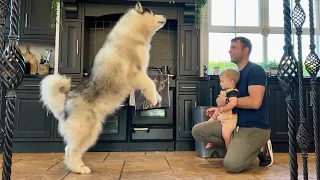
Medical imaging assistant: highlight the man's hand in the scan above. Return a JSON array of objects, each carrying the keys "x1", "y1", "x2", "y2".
[{"x1": 216, "y1": 95, "x2": 227, "y2": 107}]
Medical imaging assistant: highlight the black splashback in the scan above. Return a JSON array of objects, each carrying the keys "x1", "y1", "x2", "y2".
[{"x1": 84, "y1": 14, "x2": 177, "y2": 75}]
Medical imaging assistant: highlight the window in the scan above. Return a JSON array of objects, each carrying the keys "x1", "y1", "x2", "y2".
[
  {"x1": 210, "y1": 0, "x2": 259, "y2": 27},
  {"x1": 269, "y1": 0, "x2": 317, "y2": 28},
  {"x1": 210, "y1": 0, "x2": 234, "y2": 26},
  {"x1": 267, "y1": 34, "x2": 284, "y2": 62},
  {"x1": 208, "y1": 33, "x2": 236, "y2": 74},
  {"x1": 269, "y1": 0, "x2": 284, "y2": 27},
  {"x1": 236, "y1": 0, "x2": 259, "y2": 26},
  {"x1": 206, "y1": 0, "x2": 320, "y2": 76}
]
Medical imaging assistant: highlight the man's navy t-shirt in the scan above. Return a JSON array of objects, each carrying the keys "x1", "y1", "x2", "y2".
[{"x1": 235, "y1": 61, "x2": 270, "y2": 129}]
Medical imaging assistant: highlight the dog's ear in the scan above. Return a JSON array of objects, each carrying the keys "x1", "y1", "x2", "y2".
[{"x1": 135, "y1": 1, "x2": 143, "y2": 14}]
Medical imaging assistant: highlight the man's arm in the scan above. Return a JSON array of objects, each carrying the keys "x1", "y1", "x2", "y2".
[
  {"x1": 236, "y1": 66, "x2": 266, "y2": 110},
  {"x1": 219, "y1": 97, "x2": 237, "y2": 112},
  {"x1": 236, "y1": 86, "x2": 265, "y2": 109}
]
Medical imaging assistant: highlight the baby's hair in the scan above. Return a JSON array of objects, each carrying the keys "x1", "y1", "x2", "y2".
[{"x1": 220, "y1": 69, "x2": 240, "y2": 84}]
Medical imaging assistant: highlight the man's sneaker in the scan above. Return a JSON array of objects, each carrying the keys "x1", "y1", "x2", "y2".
[{"x1": 258, "y1": 139, "x2": 274, "y2": 167}]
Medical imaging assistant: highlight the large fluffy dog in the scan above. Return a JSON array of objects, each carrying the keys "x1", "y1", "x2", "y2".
[{"x1": 39, "y1": 2, "x2": 166, "y2": 174}]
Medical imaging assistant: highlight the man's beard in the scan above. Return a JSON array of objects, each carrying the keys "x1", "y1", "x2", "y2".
[
  {"x1": 231, "y1": 55, "x2": 242, "y2": 64},
  {"x1": 231, "y1": 58, "x2": 239, "y2": 64}
]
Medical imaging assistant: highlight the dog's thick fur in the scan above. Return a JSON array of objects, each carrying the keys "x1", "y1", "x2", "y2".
[{"x1": 39, "y1": 2, "x2": 165, "y2": 174}]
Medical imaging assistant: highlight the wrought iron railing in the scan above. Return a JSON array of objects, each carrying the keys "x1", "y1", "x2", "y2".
[
  {"x1": 0, "y1": 0, "x2": 25, "y2": 180},
  {"x1": 279, "y1": 0, "x2": 320, "y2": 180}
]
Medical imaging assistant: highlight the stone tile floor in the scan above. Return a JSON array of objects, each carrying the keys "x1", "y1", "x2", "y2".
[{"x1": 0, "y1": 151, "x2": 316, "y2": 179}]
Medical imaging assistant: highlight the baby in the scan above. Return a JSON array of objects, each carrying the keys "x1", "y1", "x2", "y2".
[{"x1": 206, "y1": 68, "x2": 240, "y2": 150}]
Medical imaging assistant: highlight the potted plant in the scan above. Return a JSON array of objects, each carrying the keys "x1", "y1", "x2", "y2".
[
  {"x1": 195, "y1": 0, "x2": 207, "y2": 30},
  {"x1": 260, "y1": 61, "x2": 278, "y2": 75},
  {"x1": 268, "y1": 60, "x2": 278, "y2": 75},
  {"x1": 50, "y1": 0, "x2": 64, "y2": 30}
]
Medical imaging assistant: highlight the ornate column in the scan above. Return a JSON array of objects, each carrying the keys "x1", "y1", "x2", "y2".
[
  {"x1": 0, "y1": 0, "x2": 10, "y2": 146},
  {"x1": 278, "y1": 0, "x2": 299, "y2": 179},
  {"x1": 292, "y1": 1, "x2": 310, "y2": 180},
  {"x1": 0, "y1": 0, "x2": 26, "y2": 179},
  {"x1": 304, "y1": 0, "x2": 320, "y2": 179}
]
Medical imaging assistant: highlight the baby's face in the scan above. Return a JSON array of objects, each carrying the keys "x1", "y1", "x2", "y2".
[{"x1": 219, "y1": 76, "x2": 235, "y2": 90}]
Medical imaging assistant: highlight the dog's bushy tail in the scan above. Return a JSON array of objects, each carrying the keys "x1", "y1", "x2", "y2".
[{"x1": 40, "y1": 74, "x2": 71, "y2": 120}]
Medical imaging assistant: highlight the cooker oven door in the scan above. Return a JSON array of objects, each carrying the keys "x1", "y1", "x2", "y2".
[{"x1": 132, "y1": 89, "x2": 174, "y2": 125}]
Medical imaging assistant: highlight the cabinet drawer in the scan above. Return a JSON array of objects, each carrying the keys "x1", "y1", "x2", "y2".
[
  {"x1": 18, "y1": 79, "x2": 81, "y2": 90},
  {"x1": 18, "y1": 80, "x2": 42, "y2": 90},
  {"x1": 131, "y1": 127, "x2": 173, "y2": 141},
  {"x1": 178, "y1": 82, "x2": 199, "y2": 92}
]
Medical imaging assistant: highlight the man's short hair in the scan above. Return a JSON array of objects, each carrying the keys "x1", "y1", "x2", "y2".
[{"x1": 231, "y1": 36, "x2": 252, "y2": 55}]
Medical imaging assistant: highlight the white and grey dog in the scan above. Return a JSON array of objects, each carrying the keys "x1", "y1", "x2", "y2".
[{"x1": 39, "y1": 2, "x2": 165, "y2": 174}]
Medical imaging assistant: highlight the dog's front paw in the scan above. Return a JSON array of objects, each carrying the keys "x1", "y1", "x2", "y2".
[
  {"x1": 148, "y1": 94, "x2": 158, "y2": 107},
  {"x1": 156, "y1": 93, "x2": 162, "y2": 104}
]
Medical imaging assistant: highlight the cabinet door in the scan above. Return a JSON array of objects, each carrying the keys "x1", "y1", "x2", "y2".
[
  {"x1": 304, "y1": 84, "x2": 320, "y2": 144},
  {"x1": 177, "y1": 94, "x2": 198, "y2": 140},
  {"x1": 13, "y1": 92, "x2": 54, "y2": 141},
  {"x1": 179, "y1": 25, "x2": 199, "y2": 76},
  {"x1": 20, "y1": 0, "x2": 55, "y2": 39},
  {"x1": 59, "y1": 21, "x2": 82, "y2": 74},
  {"x1": 268, "y1": 83, "x2": 299, "y2": 142}
]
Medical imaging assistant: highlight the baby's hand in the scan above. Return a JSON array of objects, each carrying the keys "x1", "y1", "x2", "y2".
[
  {"x1": 206, "y1": 107, "x2": 217, "y2": 117},
  {"x1": 212, "y1": 114, "x2": 218, "y2": 120},
  {"x1": 208, "y1": 114, "x2": 218, "y2": 121}
]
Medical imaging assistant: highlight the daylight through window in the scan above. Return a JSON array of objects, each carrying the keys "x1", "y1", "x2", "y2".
[{"x1": 206, "y1": 0, "x2": 320, "y2": 76}]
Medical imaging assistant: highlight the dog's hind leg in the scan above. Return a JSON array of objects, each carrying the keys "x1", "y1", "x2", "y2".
[
  {"x1": 65, "y1": 139, "x2": 91, "y2": 174},
  {"x1": 62, "y1": 118, "x2": 92, "y2": 174},
  {"x1": 64, "y1": 144, "x2": 84, "y2": 168},
  {"x1": 64, "y1": 118, "x2": 102, "y2": 174},
  {"x1": 64, "y1": 145, "x2": 70, "y2": 167}
]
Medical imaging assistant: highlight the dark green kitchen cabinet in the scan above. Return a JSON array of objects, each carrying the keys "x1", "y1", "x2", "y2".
[
  {"x1": 13, "y1": 91, "x2": 54, "y2": 141},
  {"x1": 59, "y1": 20, "x2": 82, "y2": 74},
  {"x1": 4, "y1": 0, "x2": 54, "y2": 40},
  {"x1": 267, "y1": 80, "x2": 320, "y2": 143},
  {"x1": 301, "y1": 83, "x2": 320, "y2": 144},
  {"x1": 4, "y1": 0, "x2": 55, "y2": 41},
  {"x1": 176, "y1": 80, "x2": 201, "y2": 140},
  {"x1": 20, "y1": 0, "x2": 55, "y2": 40},
  {"x1": 267, "y1": 83, "x2": 293, "y2": 142},
  {"x1": 126, "y1": 0, "x2": 194, "y2": 3},
  {"x1": 175, "y1": 78, "x2": 209, "y2": 143},
  {"x1": 266, "y1": 78, "x2": 320, "y2": 152},
  {"x1": 178, "y1": 25, "x2": 199, "y2": 76},
  {"x1": 177, "y1": 94, "x2": 198, "y2": 140}
]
